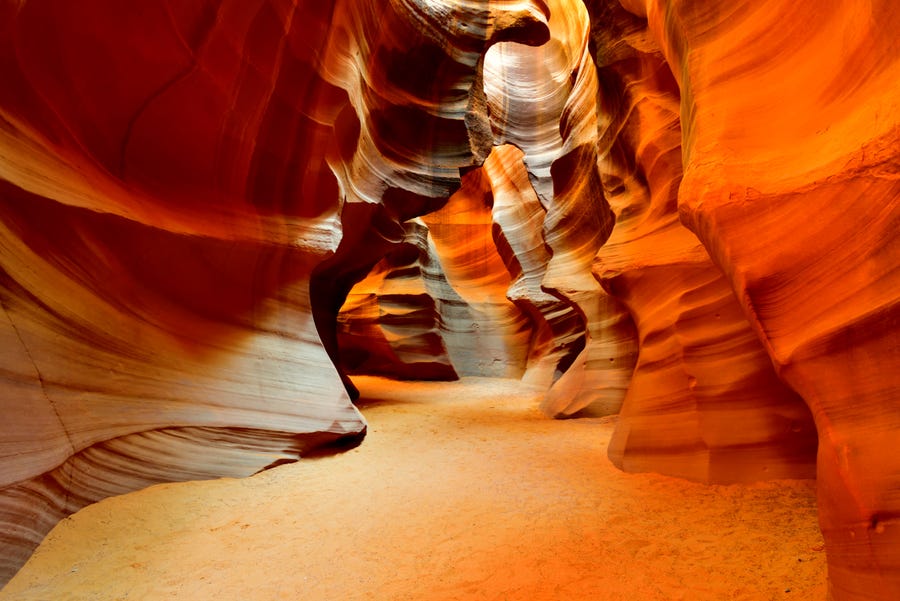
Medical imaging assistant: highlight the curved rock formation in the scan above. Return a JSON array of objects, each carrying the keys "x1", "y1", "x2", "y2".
[
  {"x1": 307, "y1": 0, "x2": 551, "y2": 397},
  {"x1": 419, "y1": 167, "x2": 535, "y2": 378},
  {"x1": 587, "y1": 0, "x2": 817, "y2": 483},
  {"x1": 335, "y1": 177, "x2": 538, "y2": 382},
  {"x1": 0, "y1": 0, "x2": 551, "y2": 583},
  {"x1": 336, "y1": 145, "x2": 581, "y2": 383},
  {"x1": 485, "y1": 0, "x2": 638, "y2": 416},
  {"x1": 482, "y1": 144, "x2": 587, "y2": 388},
  {"x1": 583, "y1": 0, "x2": 899, "y2": 597},
  {"x1": 336, "y1": 0, "x2": 638, "y2": 413},
  {"x1": 337, "y1": 220, "x2": 459, "y2": 381},
  {"x1": 1, "y1": 0, "x2": 897, "y2": 598}
]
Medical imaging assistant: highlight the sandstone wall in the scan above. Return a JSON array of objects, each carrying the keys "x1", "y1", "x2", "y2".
[
  {"x1": 336, "y1": 0, "x2": 638, "y2": 416},
  {"x1": 0, "y1": 1, "x2": 897, "y2": 598},
  {"x1": 587, "y1": 0, "x2": 817, "y2": 483},
  {"x1": 0, "y1": 0, "x2": 551, "y2": 582},
  {"x1": 584, "y1": 0, "x2": 900, "y2": 597}
]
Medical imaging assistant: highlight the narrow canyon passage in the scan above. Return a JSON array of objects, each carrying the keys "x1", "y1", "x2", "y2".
[{"x1": 2, "y1": 377, "x2": 826, "y2": 601}]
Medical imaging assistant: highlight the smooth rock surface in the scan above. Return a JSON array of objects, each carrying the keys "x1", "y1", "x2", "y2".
[
  {"x1": 337, "y1": 219, "x2": 460, "y2": 381},
  {"x1": 588, "y1": 0, "x2": 817, "y2": 483},
  {"x1": 485, "y1": 0, "x2": 639, "y2": 416},
  {"x1": 0, "y1": 0, "x2": 551, "y2": 582},
  {"x1": 591, "y1": 0, "x2": 899, "y2": 597},
  {"x1": 0, "y1": 1, "x2": 896, "y2": 599},
  {"x1": 337, "y1": 0, "x2": 638, "y2": 414}
]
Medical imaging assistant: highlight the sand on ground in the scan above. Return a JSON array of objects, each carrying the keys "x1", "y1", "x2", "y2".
[{"x1": 0, "y1": 377, "x2": 826, "y2": 600}]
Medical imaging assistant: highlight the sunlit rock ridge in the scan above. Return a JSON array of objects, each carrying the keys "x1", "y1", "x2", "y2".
[{"x1": 1, "y1": 1, "x2": 898, "y2": 599}]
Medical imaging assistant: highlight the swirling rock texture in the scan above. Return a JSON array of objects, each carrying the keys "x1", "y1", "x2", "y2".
[
  {"x1": 1, "y1": 0, "x2": 897, "y2": 599},
  {"x1": 0, "y1": 0, "x2": 551, "y2": 584},
  {"x1": 337, "y1": 141, "x2": 606, "y2": 388},
  {"x1": 336, "y1": 0, "x2": 638, "y2": 414},
  {"x1": 334, "y1": 156, "x2": 540, "y2": 383},
  {"x1": 588, "y1": 0, "x2": 817, "y2": 484},
  {"x1": 419, "y1": 166, "x2": 535, "y2": 378},
  {"x1": 336, "y1": 192, "x2": 537, "y2": 382},
  {"x1": 484, "y1": 0, "x2": 639, "y2": 417},
  {"x1": 336, "y1": 219, "x2": 460, "y2": 381},
  {"x1": 481, "y1": 144, "x2": 587, "y2": 388},
  {"x1": 338, "y1": 163, "x2": 540, "y2": 382},
  {"x1": 581, "y1": 0, "x2": 899, "y2": 598}
]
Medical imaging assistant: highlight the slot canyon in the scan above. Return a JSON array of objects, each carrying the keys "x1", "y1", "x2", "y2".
[{"x1": 0, "y1": 0, "x2": 897, "y2": 599}]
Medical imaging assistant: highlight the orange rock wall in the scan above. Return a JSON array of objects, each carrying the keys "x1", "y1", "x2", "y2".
[
  {"x1": 0, "y1": 1, "x2": 365, "y2": 579},
  {"x1": 336, "y1": 220, "x2": 459, "y2": 381},
  {"x1": 482, "y1": 145, "x2": 587, "y2": 388},
  {"x1": 588, "y1": 0, "x2": 817, "y2": 483},
  {"x1": 336, "y1": 170, "x2": 539, "y2": 382},
  {"x1": 420, "y1": 167, "x2": 534, "y2": 378},
  {"x1": 588, "y1": 0, "x2": 899, "y2": 598},
  {"x1": 0, "y1": 0, "x2": 552, "y2": 583},
  {"x1": 336, "y1": 0, "x2": 638, "y2": 415},
  {"x1": 0, "y1": 0, "x2": 897, "y2": 599},
  {"x1": 485, "y1": 0, "x2": 638, "y2": 416}
]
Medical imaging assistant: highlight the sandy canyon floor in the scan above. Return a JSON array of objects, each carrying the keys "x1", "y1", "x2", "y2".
[{"x1": 1, "y1": 377, "x2": 826, "y2": 600}]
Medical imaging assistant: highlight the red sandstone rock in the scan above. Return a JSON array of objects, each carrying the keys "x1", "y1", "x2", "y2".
[
  {"x1": 485, "y1": 0, "x2": 638, "y2": 416},
  {"x1": 337, "y1": 220, "x2": 459, "y2": 381},
  {"x1": 483, "y1": 145, "x2": 587, "y2": 388},
  {"x1": 0, "y1": 0, "x2": 550, "y2": 583},
  {"x1": 587, "y1": 0, "x2": 817, "y2": 483},
  {"x1": 592, "y1": 0, "x2": 900, "y2": 597},
  {"x1": 1, "y1": 1, "x2": 897, "y2": 599},
  {"x1": 336, "y1": 0, "x2": 638, "y2": 409},
  {"x1": 337, "y1": 143, "x2": 598, "y2": 388},
  {"x1": 335, "y1": 179, "x2": 536, "y2": 383},
  {"x1": 419, "y1": 168, "x2": 534, "y2": 378}
]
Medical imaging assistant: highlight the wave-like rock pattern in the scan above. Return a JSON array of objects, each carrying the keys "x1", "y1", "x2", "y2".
[
  {"x1": 0, "y1": 0, "x2": 552, "y2": 583},
  {"x1": 482, "y1": 145, "x2": 587, "y2": 388},
  {"x1": 485, "y1": 0, "x2": 638, "y2": 416},
  {"x1": 0, "y1": 184, "x2": 363, "y2": 581},
  {"x1": 3, "y1": 0, "x2": 896, "y2": 598},
  {"x1": 588, "y1": 0, "x2": 817, "y2": 483},
  {"x1": 588, "y1": 0, "x2": 899, "y2": 597},
  {"x1": 336, "y1": 0, "x2": 637, "y2": 407},
  {"x1": 307, "y1": 0, "x2": 551, "y2": 397},
  {"x1": 337, "y1": 221, "x2": 459, "y2": 381},
  {"x1": 337, "y1": 144, "x2": 588, "y2": 385},
  {"x1": 418, "y1": 168, "x2": 536, "y2": 378},
  {"x1": 335, "y1": 160, "x2": 542, "y2": 383}
]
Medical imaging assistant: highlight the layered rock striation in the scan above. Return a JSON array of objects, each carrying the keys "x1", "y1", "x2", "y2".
[
  {"x1": 0, "y1": 0, "x2": 551, "y2": 583},
  {"x1": 0, "y1": 0, "x2": 897, "y2": 599},
  {"x1": 484, "y1": 0, "x2": 638, "y2": 416},
  {"x1": 588, "y1": 0, "x2": 817, "y2": 484},
  {"x1": 337, "y1": 0, "x2": 638, "y2": 415},
  {"x1": 583, "y1": 0, "x2": 900, "y2": 598},
  {"x1": 337, "y1": 220, "x2": 460, "y2": 382}
]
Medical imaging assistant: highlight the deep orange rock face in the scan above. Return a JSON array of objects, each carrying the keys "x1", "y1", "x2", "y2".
[
  {"x1": 589, "y1": 0, "x2": 899, "y2": 598},
  {"x1": 0, "y1": 0, "x2": 551, "y2": 583},
  {"x1": 587, "y1": 0, "x2": 817, "y2": 483},
  {"x1": 0, "y1": 0, "x2": 898, "y2": 599}
]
